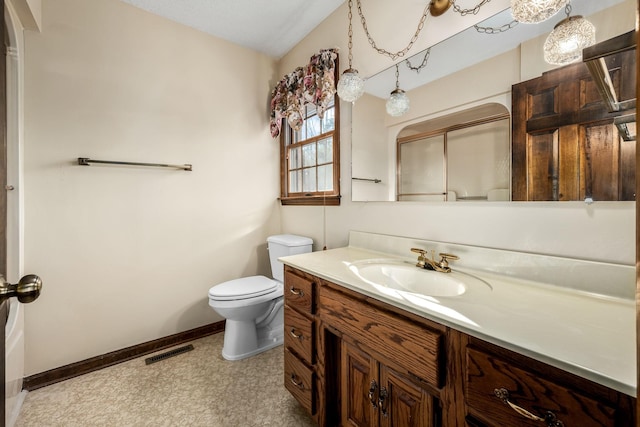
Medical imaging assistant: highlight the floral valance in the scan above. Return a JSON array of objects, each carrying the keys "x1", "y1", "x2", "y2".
[{"x1": 270, "y1": 48, "x2": 338, "y2": 138}]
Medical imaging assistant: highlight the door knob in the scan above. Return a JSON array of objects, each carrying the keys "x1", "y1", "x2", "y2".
[{"x1": 0, "y1": 274, "x2": 42, "y2": 303}]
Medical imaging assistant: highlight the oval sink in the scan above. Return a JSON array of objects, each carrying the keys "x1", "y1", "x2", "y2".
[{"x1": 348, "y1": 259, "x2": 490, "y2": 297}]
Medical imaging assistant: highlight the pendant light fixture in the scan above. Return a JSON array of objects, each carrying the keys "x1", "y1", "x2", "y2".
[
  {"x1": 511, "y1": 0, "x2": 568, "y2": 24},
  {"x1": 336, "y1": 0, "x2": 365, "y2": 103},
  {"x1": 543, "y1": 4, "x2": 595, "y2": 65},
  {"x1": 386, "y1": 64, "x2": 410, "y2": 117}
]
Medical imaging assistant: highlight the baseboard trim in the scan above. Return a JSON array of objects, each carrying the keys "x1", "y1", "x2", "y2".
[{"x1": 23, "y1": 321, "x2": 225, "y2": 391}]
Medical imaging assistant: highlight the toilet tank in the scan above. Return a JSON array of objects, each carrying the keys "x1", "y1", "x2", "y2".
[{"x1": 267, "y1": 234, "x2": 313, "y2": 282}]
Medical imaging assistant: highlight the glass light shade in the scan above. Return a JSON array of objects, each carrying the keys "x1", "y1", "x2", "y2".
[
  {"x1": 511, "y1": 0, "x2": 568, "y2": 24},
  {"x1": 336, "y1": 68, "x2": 365, "y2": 103},
  {"x1": 386, "y1": 89, "x2": 410, "y2": 117},
  {"x1": 543, "y1": 16, "x2": 596, "y2": 65}
]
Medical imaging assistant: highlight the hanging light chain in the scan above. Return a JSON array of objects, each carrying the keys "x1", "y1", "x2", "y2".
[
  {"x1": 564, "y1": 2, "x2": 572, "y2": 17},
  {"x1": 451, "y1": 0, "x2": 493, "y2": 16},
  {"x1": 394, "y1": 64, "x2": 400, "y2": 89},
  {"x1": 355, "y1": 0, "x2": 431, "y2": 60},
  {"x1": 474, "y1": 20, "x2": 519, "y2": 34},
  {"x1": 405, "y1": 47, "x2": 431, "y2": 73},
  {"x1": 346, "y1": 0, "x2": 354, "y2": 69}
]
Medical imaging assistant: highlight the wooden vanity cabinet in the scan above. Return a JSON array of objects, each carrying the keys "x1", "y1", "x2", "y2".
[
  {"x1": 319, "y1": 281, "x2": 445, "y2": 427},
  {"x1": 463, "y1": 337, "x2": 636, "y2": 427},
  {"x1": 342, "y1": 340, "x2": 435, "y2": 427},
  {"x1": 283, "y1": 266, "x2": 319, "y2": 418},
  {"x1": 282, "y1": 267, "x2": 636, "y2": 426}
]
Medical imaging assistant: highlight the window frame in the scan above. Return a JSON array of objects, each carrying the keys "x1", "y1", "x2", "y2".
[{"x1": 279, "y1": 85, "x2": 341, "y2": 206}]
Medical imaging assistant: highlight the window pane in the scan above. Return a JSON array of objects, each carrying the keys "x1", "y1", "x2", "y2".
[
  {"x1": 302, "y1": 143, "x2": 316, "y2": 167},
  {"x1": 318, "y1": 164, "x2": 333, "y2": 191},
  {"x1": 303, "y1": 167, "x2": 316, "y2": 192},
  {"x1": 289, "y1": 146, "x2": 301, "y2": 169},
  {"x1": 294, "y1": 125, "x2": 306, "y2": 143},
  {"x1": 289, "y1": 170, "x2": 302, "y2": 193},
  {"x1": 317, "y1": 138, "x2": 332, "y2": 164},
  {"x1": 306, "y1": 115, "x2": 321, "y2": 139},
  {"x1": 322, "y1": 107, "x2": 335, "y2": 133}
]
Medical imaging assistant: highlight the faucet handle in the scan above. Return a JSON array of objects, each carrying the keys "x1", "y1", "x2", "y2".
[
  {"x1": 410, "y1": 247, "x2": 426, "y2": 255},
  {"x1": 438, "y1": 253, "x2": 459, "y2": 269},
  {"x1": 410, "y1": 248, "x2": 427, "y2": 268}
]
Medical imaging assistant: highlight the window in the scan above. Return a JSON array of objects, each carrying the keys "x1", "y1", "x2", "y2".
[{"x1": 280, "y1": 100, "x2": 340, "y2": 205}]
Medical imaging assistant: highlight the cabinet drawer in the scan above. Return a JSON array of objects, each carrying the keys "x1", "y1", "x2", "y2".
[
  {"x1": 284, "y1": 348, "x2": 315, "y2": 415},
  {"x1": 284, "y1": 305, "x2": 314, "y2": 363},
  {"x1": 284, "y1": 270, "x2": 314, "y2": 313},
  {"x1": 320, "y1": 286, "x2": 443, "y2": 388},
  {"x1": 465, "y1": 347, "x2": 618, "y2": 427}
]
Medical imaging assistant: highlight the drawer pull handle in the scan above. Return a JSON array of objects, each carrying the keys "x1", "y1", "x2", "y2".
[
  {"x1": 289, "y1": 328, "x2": 304, "y2": 340},
  {"x1": 379, "y1": 386, "x2": 389, "y2": 417},
  {"x1": 368, "y1": 380, "x2": 378, "y2": 408},
  {"x1": 289, "y1": 287, "x2": 304, "y2": 297},
  {"x1": 290, "y1": 374, "x2": 305, "y2": 390},
  {"x1": 494, "y1": 388, "x2": 565, "y2": 427}
]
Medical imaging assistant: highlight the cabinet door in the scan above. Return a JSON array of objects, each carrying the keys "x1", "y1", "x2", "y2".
[
  {"x1": 342, "y1": 342, "x2": 379, "y2": 427},
  {"x1": 379, "y1": 365, "x2": 433, "y2": 427}
]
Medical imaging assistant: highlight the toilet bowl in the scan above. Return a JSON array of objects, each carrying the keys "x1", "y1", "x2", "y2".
[{"x1": 208, "y1": 235, "x2": 313, "y2": 360}]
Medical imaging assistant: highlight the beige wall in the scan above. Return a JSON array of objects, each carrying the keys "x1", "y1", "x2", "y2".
[
  {"x1": 22, "y1": 0, "x2": 280, "y2": 375},
  {"x1": 279, "y1": 2, "x2": 636, "y2": 263}
]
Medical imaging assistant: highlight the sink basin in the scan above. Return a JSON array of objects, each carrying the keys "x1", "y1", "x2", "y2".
[{"x1": 348, "y1": 259, "x2": 491, "y2": 297}]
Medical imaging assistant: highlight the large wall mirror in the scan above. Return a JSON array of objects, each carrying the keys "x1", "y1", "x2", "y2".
[{"x1": 351, "y1": 0, "x2": 636, "y2": 202}]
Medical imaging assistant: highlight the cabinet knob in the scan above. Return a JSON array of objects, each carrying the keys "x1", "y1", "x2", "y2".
[{"x1": 494, "y1": 388, "x2": 565, "y2": 427}]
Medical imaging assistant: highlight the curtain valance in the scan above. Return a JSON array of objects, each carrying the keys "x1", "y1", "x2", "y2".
[{"x1": 270, "y1": 48, "x2": 338, "y2": 138}]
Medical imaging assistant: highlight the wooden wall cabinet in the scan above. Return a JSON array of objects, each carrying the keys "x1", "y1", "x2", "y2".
[{"x1": 283, "y1": 266, "x2": 636, "y2": 426}]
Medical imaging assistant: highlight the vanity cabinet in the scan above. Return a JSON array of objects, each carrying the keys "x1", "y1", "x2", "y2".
[
  {"x1": 342, "y1": 341, "x2": 435, "y2": 427},
  {"x1": 282, "y1": 267, "x2": 636, "y2": 426},
  {"x1": 319, "y1": 284, "x2": 443, "y2": 426},
  {"x1": 463, "y1": 338, "x2": 635, "y2": 427},
  {"x1": 283, "y1": 267, "x2": 319, "y2": 416}
]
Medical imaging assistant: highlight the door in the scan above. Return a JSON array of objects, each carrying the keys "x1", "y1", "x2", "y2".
[
  {"x1": 342, "y1": 342, "x2": 377, "y2": 427},
  {"x1": 342, "y1": 341, "x2": 437, "y2": 427},
  {"x1": 379, "y1": 365, "x2": 433, "y2": 427}
]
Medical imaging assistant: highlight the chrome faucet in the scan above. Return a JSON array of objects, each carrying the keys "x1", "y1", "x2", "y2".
[{"x1": 410, "y1": 248, "x2": 459, "y2": 273}]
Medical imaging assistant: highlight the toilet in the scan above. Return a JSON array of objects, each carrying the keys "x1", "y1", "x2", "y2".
[{"x1": 208, "y1": 234, "x2": 313, "y2": 360}]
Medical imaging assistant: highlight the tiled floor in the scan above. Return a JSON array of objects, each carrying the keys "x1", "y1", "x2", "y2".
[{"x1": 15, "y1": 333, "x2": 316, "y2": 426}]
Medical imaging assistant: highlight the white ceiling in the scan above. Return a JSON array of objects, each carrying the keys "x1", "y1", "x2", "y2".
[{"x1": 119, "y1": 0, "x2": 345, "y2": 59}]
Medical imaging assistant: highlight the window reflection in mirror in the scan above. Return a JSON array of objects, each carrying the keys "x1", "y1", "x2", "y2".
[{"x1": 397, "y1": 104, "x2": 510, "y2": 201}]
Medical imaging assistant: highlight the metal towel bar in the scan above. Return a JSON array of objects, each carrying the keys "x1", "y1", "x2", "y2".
[
  {"x1": 352, "y1": 177, "x2": 382, "y2": 183},
  {"x1": 78, "y1": 157, "x2": 192, "y2": 171}
]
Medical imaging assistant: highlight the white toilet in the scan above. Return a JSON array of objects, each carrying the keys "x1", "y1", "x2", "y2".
[{"x1": 208, "y1": 234, "x2": 313, "y2": 360}]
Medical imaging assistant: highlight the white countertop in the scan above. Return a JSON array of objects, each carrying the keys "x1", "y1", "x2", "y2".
[{"x1": 280, "y1": 245, "x2": 636, "y2": 397}]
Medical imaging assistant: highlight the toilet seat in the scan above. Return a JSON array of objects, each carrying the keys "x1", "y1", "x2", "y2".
[{"x1": 208, "y1": 276, "x2": 278, "y2": 301}]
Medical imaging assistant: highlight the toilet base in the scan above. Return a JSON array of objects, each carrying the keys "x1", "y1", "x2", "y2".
[{"x1": 220, "y1": 306, "x2": 284, "y2": 361}]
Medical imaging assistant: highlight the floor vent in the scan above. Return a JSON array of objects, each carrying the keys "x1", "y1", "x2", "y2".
[{"x1": 145, "y1": 344, "x2": 194, "y2": 365}]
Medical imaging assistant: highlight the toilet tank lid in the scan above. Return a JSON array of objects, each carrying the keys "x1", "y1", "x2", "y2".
[{"x1": 267, "y1": 234, "x2": 313, "y2": 247}]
